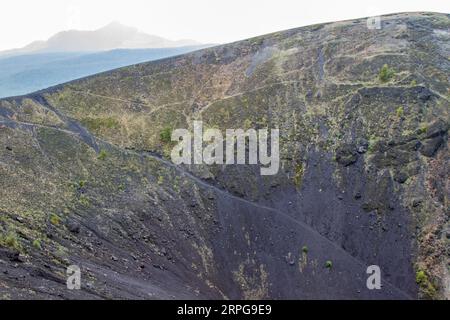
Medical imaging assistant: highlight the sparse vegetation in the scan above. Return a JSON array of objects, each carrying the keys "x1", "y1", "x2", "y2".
[
  {"x1": 294, "y1": 163, "x2": 304, "y2": 187},
  {"x1": 367, "y1": 136, "x2": 381, "y2": 153},
  {"x1": 0, "y1": 12, "x2": 447, "y2": 299}
]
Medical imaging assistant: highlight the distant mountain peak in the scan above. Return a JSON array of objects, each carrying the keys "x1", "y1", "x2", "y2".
[
  {"x1": 103, "y1": 21, "x2": 125, "y2": 28},
  {"x1": 99, "y1": 21, "x2": 136, "y2": 32},
  {"x1": 0, "y1": 22, "x2": 201, "y2": 57}
]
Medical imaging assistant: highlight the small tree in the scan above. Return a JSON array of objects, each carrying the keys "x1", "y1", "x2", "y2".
[{"x1": 379, "y1": 64, "x2": 395, "y2": 82}]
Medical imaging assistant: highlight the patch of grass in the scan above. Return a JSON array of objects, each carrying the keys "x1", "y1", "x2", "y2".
[
  {"x1": 81, "y1": 116, "x2": 119, "y2": 131},
  {"x1": 243, "y1": 118, "x2": 253, "y2": 129},
  {"x1": 410, "y1": 79, "x2": 417, "y2": 86},
  {"x1": 49, "y1": 213, "x2": 61, "y2": 226},
  {"x1": 55, "y1": 244, "x2": 68, "y2": 259},
  {"x1": 0, "y1": 232, "x2": 21, "y2": 251},
  {"x1": 23, "y1": 105, "x2": 33, "y2": 115},
  {"x1": 159, "y1": 127, "x2": 172, "y2": 144},
  {"x1": 97, "y1": 149, "x2": 108, "y2": 160},
  {"x1": 293, "y1": 163, "x2": 304, "y2": 187},
  {"x1": 379, "y1": 64, "x2": 395, "y2": 83},
  {"x1": 396, "y1": 106, "x2": 404, "y2": 117},
  {"x1": 325, "y1": 260, "x2": 333, "y2": 269},
  {"x1": 417, "y1": 126, "x2": 427, "y2": 135},
  {"x1": 78, "y1": 195, "x2": 90, "y2": 207}
]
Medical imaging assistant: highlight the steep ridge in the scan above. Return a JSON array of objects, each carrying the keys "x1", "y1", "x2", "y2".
[{"x1": 0, "y1": 12, "x2": 449, "y2": 299}]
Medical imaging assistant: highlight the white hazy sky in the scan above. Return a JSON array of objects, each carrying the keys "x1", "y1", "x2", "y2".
[{"x1": 1, "y1": 0, "x2": 449, "y2": 51}]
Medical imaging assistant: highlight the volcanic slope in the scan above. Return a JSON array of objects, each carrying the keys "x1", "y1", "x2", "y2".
[{"x1": 0, "y1": 12, "x2": 449, "y2": 299}]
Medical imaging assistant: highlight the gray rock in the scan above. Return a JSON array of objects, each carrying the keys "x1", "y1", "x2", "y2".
[
  {"x1": 394, "y1": 171, "x2": 409, "y2": 184},
  {"x1": 335, "y1": 144, "x2": 358, "y2": 166},
  {"x1": 419, "y1": 136, "x2": 443, "y2": 157},
  {"x1": 66, "y1": 220, "x2": 81, "y2": 234}
]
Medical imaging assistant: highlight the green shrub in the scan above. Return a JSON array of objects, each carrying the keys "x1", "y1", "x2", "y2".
[
  {"x1": 325, "y1": 260, "x2": 333, "y2": 269},
  {"x1": 159, "y1": 127, "x2": 172, "y2": 143},
  {"x1": 302, "y1": 246, "x2": 308, "y2": 254},
  {"x1": 415, "y1": 269, "x2": 437, "y2": 298},
  {"x1": 78, "y1": 180, "x2": 86, "y2": 188},
  {"x1": 396, "y1": 106, "x2": 404, "y2": 117},
  {"x1": 379, "y1": 64, "x2": 395, "y2": 82},
  {"x1": 32, "y1": 239, "x2": 42, "y2": 250},
  {"x1": 98, "y1": 149, "x2": 108, "y2": 160},
  {"x1": 416, "y1": 270, "x2": 427, "y2": 284}
]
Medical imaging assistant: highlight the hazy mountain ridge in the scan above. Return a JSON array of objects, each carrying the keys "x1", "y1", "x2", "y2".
[
  {"x1": 0, "y1": 22, "x2": 202, "y2": 57},
  {"x1": 0, "y1": 12, "x2": 448, "y2": 300},
  {"x1": 0, "y1": 22, "x2": 208, "y2": 98}
]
